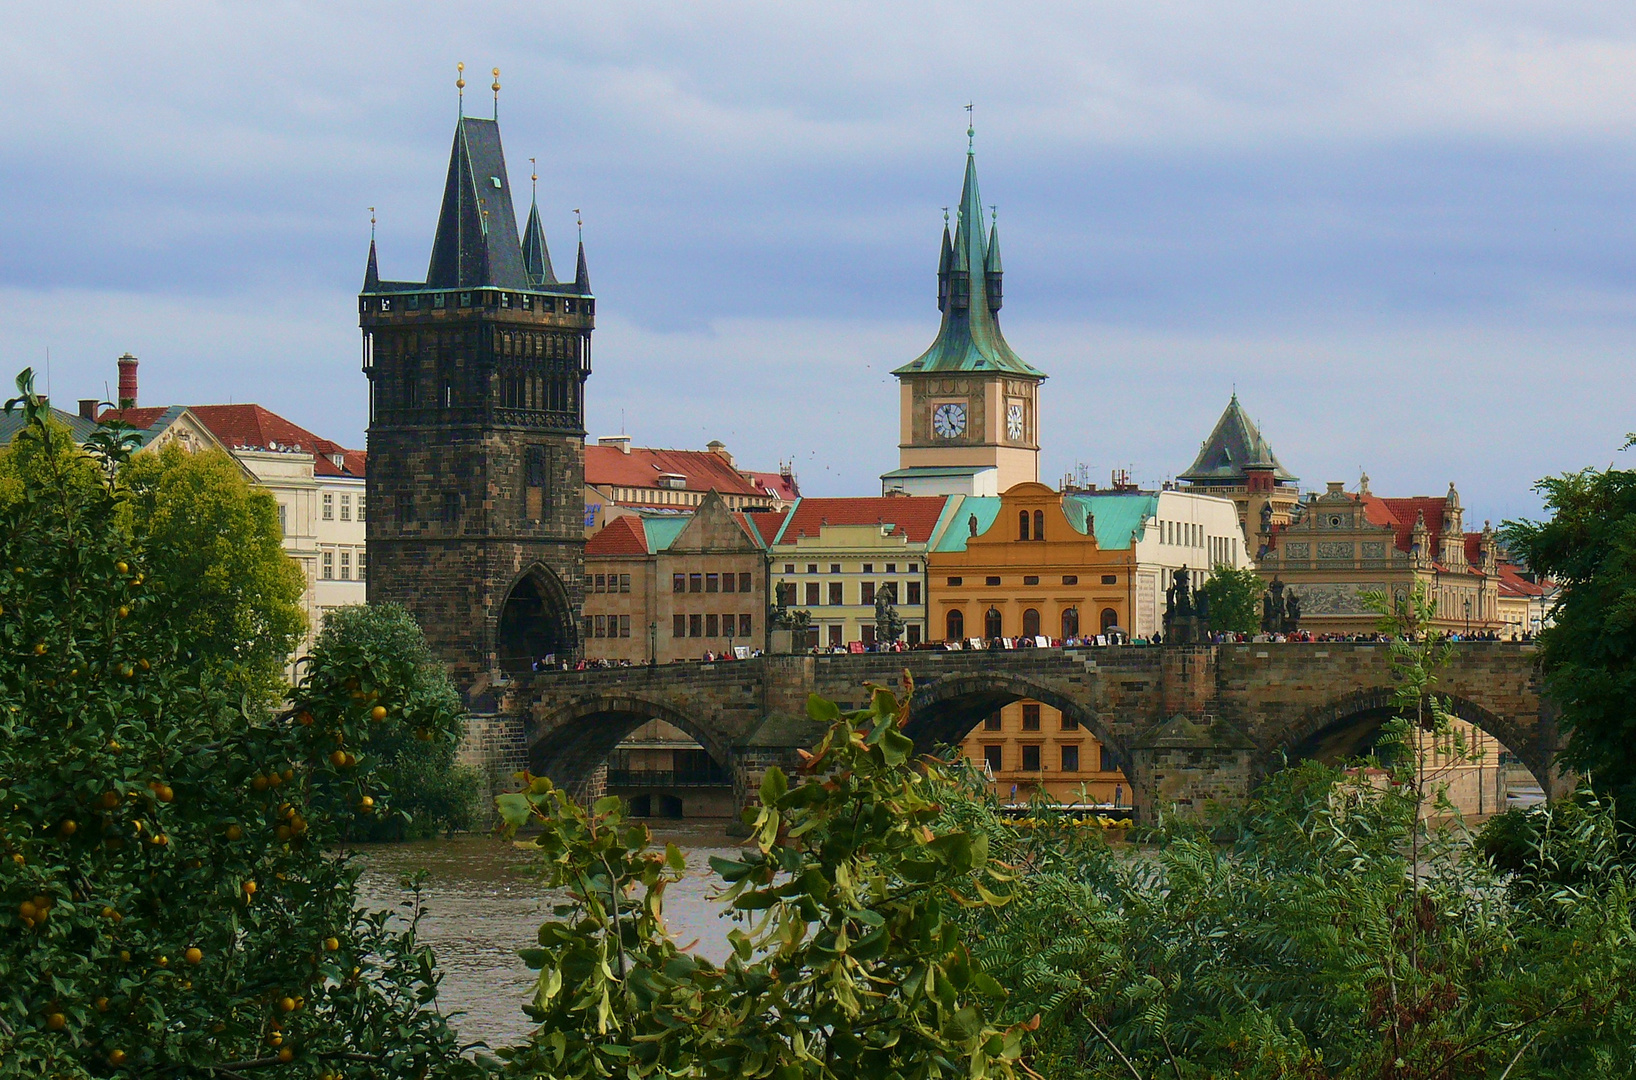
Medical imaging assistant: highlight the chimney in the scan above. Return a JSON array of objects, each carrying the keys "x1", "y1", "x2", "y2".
[
  {"x1": 597, "y1": 434, "x2": 631, "y2": 454},
  {"x1": 116, "y1": 353, "x2": 139, "y2": 409},
  {"x1": 78, "y1": 399, "x2": 98, "y2": 420},
  {"x1": 707, "y1": 440, "x2": 732, "y2": 466}
]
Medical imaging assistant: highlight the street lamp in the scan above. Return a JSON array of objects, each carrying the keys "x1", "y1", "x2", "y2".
[
  {"x1": 648, "y1": 621, "x2": 658, "y2": 666},
  {"x1": 1462, "y1": 596, "x2": 1471, "y2": 638}
]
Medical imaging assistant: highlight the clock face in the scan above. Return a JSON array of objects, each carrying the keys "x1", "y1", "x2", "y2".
[
  {"x1": 1007, "y1": 401, "x2": 1025, "y2": 440},
  {"x1": 932, "y1": 402, "x2": 967, "y2": 440}
]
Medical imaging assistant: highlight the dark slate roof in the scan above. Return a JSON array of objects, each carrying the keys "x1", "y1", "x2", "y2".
[
  {"x1": 1179, "y1": 395, "x2": 1297, "y2": 485},
  {"x1": 894, "y1": 140, "x2": 1042, "y2": 379},
  {"x1": 522, "y1": 197, "x2": 557, "y2": 286},
  {"x1": 425, "y1": 117, "x2": 530, "y2": 290},
  {"x1": 0, "y1": 405, "x2": 100, "y2": 446}
]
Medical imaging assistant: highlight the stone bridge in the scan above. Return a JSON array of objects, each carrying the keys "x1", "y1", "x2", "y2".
[{"x1": 475, "y1": 643, "x2": 1563, "y2": 820}]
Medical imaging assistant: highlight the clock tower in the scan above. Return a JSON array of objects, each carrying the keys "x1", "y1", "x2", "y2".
[{"x1": 881, "y1": 128, "x2": 1045, "y2": 497}]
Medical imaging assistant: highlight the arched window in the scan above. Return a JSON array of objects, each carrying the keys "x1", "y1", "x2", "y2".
[
  {"x1": 1022, "y1": 608, "x2": 1041, "y2": 638},
  {"x1": 1061, "y1": 606, "x2": 1079, "y2": 638},
  {"x1": 1033, "y1": 510, "x2": 1044, "y2": 539},
  {"x1": 985, "y1": 607, "x2": 1004, "y2": 640},
  {"x1": 1018, "y1": 511, "x2": 1030, "y2": 541},
  {"x1": 1100, "y1": 607, "x2": 1119, "y2": 634},
  {"x1": 945, "y1": 608, "x2": 964, "y2": 642}
]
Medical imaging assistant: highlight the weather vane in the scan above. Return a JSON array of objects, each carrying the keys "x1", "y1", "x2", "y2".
[
  {"x1": 574, "y1": 208, "x2": 583, "y2": 239},
  {"x1": 529, "y1": 157, "x2": 537, "y2": 199},
  {"x1": 965, "y1": 102, "x2": 974, "y2": 149}
]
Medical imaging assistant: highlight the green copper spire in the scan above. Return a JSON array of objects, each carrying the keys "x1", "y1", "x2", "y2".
[{"x1": 894, "y1": 130, "x2": 1042, "y2": 378}]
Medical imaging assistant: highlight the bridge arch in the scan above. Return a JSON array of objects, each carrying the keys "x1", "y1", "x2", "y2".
[
  {"x1": 497, "y1": 563, "x2": 578, "y2": 675},
  {"x1": 906, "y1": 672, "x2": 1124, "y2": 769},
  {"x1": 1273, "y1": 686, "x2": 1552, "y2": 797},
  {"x1": 527, "y1": 693, "x2": 731, "y2": 793}
]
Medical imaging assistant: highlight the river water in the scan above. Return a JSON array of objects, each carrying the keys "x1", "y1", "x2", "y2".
[{"x1": 353, "y1": 822, "x2": 742, "y2": 1052}]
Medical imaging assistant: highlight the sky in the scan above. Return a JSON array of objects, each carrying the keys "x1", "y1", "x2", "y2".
[{"x1": 3, "y1": 3, "x2": 1634, "y2": 523}]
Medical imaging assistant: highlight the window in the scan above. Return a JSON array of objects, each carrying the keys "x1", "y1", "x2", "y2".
[
  {"x1": 807, "y1": 564, "x2": 818, "y2": 574},
  {"x1": 784, "y1": 563, "x2": 795, "y2": 574},
  {"x1": 1101, "y1": 608, "x2": 1120, "y2": 634},
  {"x1": 860, "y1": 581, "x2": 876, "y2": 605},
  {"x1": 983, "y1": 745, "x2": 1003, "y2": 772},
  {"x1": 1101, "y1": 575, "x2": 1117, "y2": 585},
  {"x1": 946, "y1": 577, "x2": 963, "y2": 587},
  {"x1": 442, "y1": 492, "x2": 460, "y2": 524},
  {"x1": 1023, "y1": 575, "x2": 1039, "y2": 586},
  {"x1": 946, "y1": 608, "x2": 964, "y2": 641},
  {"x1": 357, "y1": 496, "x2": 365, "y2": 522},
  {"x1": 619, "y1": 574, "x2": 631, "y2": 593},
  {"x1": 673, "y1": 615, "x2": 686, "y2": 638},
  {"x1": 673, "y1": 573, "x2": 686, "y2": 593},
  {"x1": 583, "y1": 616, "x2": 594, "y2": 640},
  {"x1": 861, "y1": 625, "x2": 876, "y2": 646},
  {"x1": 689, "y1": 574, "x2": 703, "y2": 593},
  {"x1": 885, "y1": 564, "x2": 896, "y2": 573},
  {"x1": 985, "y1": 712, "x2": 1002, "y2": 731},
  {"x1": 619, "y1": 616, "x2": 631, "y2": 638},
  {"x1": 594, "y1": 574, "x2": 605, "y2": 593},
  {"x1": 909, "y1": 564, "x2": 919, "y2": 573},
  {"x1": 829, "y1": 564, "x2": 841, "y2": 574},
  {"x1": 1021, "y1": 745, "x2": 1042, "y2": 771},
  {"x1": 322, "y1": 493, "x2": 334, "y2": 521},
  {"x1": 906, "y1": 581, "x2": 921, "y2": 604},
  {"x1": 705, "y1": 614, "x2": 719, "y2": 637},
  {"x1": 827, "y1": 625, "x2": 843, "y2": 647},
  {"x1": 739, "y1": 572, "x2": 752, "y2": 592},
  {"x1": 593, "y1": 615, "x2": 606, "y2": 639},
  {"x1": 1061, "y1": 607, "x2": 1079, "y2": 638},
  {"x1": 525, "y1": 446, "x2": 551, "y2": 519},
  {"x1": 862, "y1": 564, "x2": 873, "y2": 574},
  {"x1": 739, "y1": 614, "x2": 752, "y2": 637},
  {"x1": 277, "y1": 504, "x2": 287, "y2": 537},
  {"x1": 828, "y1": 582, "x2": 843, "y2": 606},
  {"x1": 689, "y1": 614, "x2": 703, "y2": 637},
  {"x1": 906, "y1": 624, "x2": 921, "y2": 645},
  {"x1": 358, "y1": 550, "x2": 367, "y2": 577},
  {"x1": 1018, "y1": 511, "x2": 1030, "y2": 541},
  {"x1": 723, "y1": 615, "x2": 735, "y2": 638},
  {"x1": 1061, "y1": 713, "x2": 1079, "y2": 731},
  {"x1": 1034, "y1": 510, "x2": 1044, "y2": 538},
  {"x1": 985, "y1": 607, "x2": 1003, "y2": 640},
  {"x1": 340, "y1": 494, "x2": 352, "y2": 521},
  {"x1": 1100, "y1": 746, "x2": 1116, "y2": 773},
  {"x1": 339, "y1": 550, "x2": 351, "y2": 580},
  {"x1": 1022, "y1": 608, "x2": 1041, "y2": 637},
  {"x1": 985, "y1": 576, "x2": 1001, "y2": 586},
  {"x1": 1021, "y1": 704, "x2": 1041, "y2": 731},
  {"x1": 722, "y1": 572, "x2": 736, "y2": 593},
  {"x1": 706, "y1": 573, "x2": 719, "y2": 593},
  {"x1": 1061, "y1": 745, "x2": 1080, "y2": 772},
  {"x1": 805, "y1": 582, "x2": 820, "y2": 606},
  {"x1": 321, "y1": 551, "x2": 333, "y2": 580},
  {"x1": 1062, "y1": 575, "x2": 1078, "y2": 585}
]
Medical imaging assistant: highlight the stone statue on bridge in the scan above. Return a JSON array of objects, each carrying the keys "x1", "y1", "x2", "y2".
[
  {"x1": 1262, "y1": 577, "x2": 1285, "y2": 635},
  {"x1": 1164, "y1": 566, "x2": 1206, "y2": 645}
]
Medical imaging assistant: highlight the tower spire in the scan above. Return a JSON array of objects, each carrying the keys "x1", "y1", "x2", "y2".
[
  {"x1": 363, "y1": 207, "x2": 380, "y2": 291},
  {"x1": 456, "y1": 62, "x2": 465, "y2": 116},
  {"x1": 573, "y1": 209, "x2": 590, "y2": 294},
  {"x1": 521, "y1": 157, "x2": 556, "y2": 286},
  {"x1": 492, "y1": 67, "x2": 500, "y2": 121}
]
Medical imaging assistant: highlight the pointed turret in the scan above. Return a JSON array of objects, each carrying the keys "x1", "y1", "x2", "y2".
[
  {"x1": 984, "y1": 215, "x2": 1003, "y2": 313},
  {"x1": 1179, "y1": 395, "x2": 1298, "y2": 486},
  {"x1": 363, "y1": 237, "x2": 380, "y2": 291},
  {"x1": 574, "y1": 239, "x2": 590, "y2": 294},
  {"x1": 936, "y1": 221, "x2": 953, "y2": 312},
  {"x1": 522, "y1": 198, "x2": 557, "y2": 286},
  {"x1": 425, "y1": 116, "x2": 530, "y2": 290}
]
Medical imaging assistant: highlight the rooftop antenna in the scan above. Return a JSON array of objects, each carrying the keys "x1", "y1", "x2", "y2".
[
  {"x1": 491, "y1": 67, "x2": 500, "y2": 121},
  {"x1": 456, "y1": 63, "x2": 465, "y2": 115},
  {"x1": 965, "y1": 102, "x2": 974, "y2": 150}
]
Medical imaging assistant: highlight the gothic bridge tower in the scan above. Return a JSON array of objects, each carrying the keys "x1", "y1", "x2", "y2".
[{"x1": 360, "y1": 87, "x2": 592, "y2": 688}]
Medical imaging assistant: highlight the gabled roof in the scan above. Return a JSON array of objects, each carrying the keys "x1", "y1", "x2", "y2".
[
  {"x1": 0, "y1": 405, "x2": 101, "y2": 446},
  {"x1": 771, "y1": 496, "x2": 951, "y2": 545},
  {"x1": 742, "y1": 469, "x2": 800, "y2": 503},
  {"x1": 425, "y1": 116, "x2": 531, "y2": 290},
  {"x1": 641, "y1": 516, "x2": 692, "y2": 554},
  {"x1": 933, "y1": 497, "x2": 1002, "y2": 552},
  {"x1": 1179, "y1": 395, "x2": 1297, "y2": 484},
  {"x1": 585, "y1": 516, "x2": 648, "y2": 557},
  {"x1": 586, "y1": 444, "x2": 763, "y2": 496},
  {"x1": 1362, "y1": 495, "x2": 1446, "y2": 556},
  {"x1": 188, "y1": 404, "x2": 364, "y2": 478},
  {"x1": 1063, "y1": 492, "x2": 1160, "y2": 550},
  {"x1": 95, "y1": 405, "x2": 198, "y2": 450},
  {"x1": 740, "y1": 510, "x2": 788, "y2": 547},
  {"x1": 893, "y1": 137, "x2": 1043, "y2": 380},
  {"x1": 1497, "y1": 559, "x2": 1549, "y2": 598}
]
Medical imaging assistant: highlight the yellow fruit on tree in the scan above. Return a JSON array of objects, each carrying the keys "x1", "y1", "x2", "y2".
[
  {"x1": 280, "y1": 996, "x2": 296, "y2": 1012},
  {"x1": 357, "y1": 796, "x2": 374, "y2": 813},
  {"x1": 323, "y1": 936, "x2": 340, "y2": 952},
  {"x1": 116, "y1": 561, "x2": 128, "y2": 574},
  {"x1": 184, "y1": 947, "x2": 202, "y2": 965},
  {"x1": 46, "y1": 1012, "x2": 65, "y2": 1031},
  {"x1": 370, "y1": 705, "x2": 387, "y2": 721},
  {"x1": 329, "y1": 751, "x2": 347, "y2": 768},
  {"x1": 278, "y1": 1047, "x2": 294, "y2": 1064},
  {"x1": 225, "y1": 824, "x2": 243, "y2": 841},
  {"x1": 108, "y1": 1049, "x2": 127, "y2": 1066}
]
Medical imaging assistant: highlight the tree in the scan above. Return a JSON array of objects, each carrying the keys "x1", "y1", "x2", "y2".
[
  {"x1": 1200, "y1": 564, "x2": 1261, "y2": 634},
  {"x1": 120, "y1": 442, "x2": 307, "y2": 712},
  {"x1": 496, "y1": 683, "x2": 1026, "y2": 1079},
  {"x1": 0, "y1": 372, "x2": 480, "y2": 1077},
  {"x1": 310, "y1": 604, "x2": 482, "y2": 839},
  {"x1": 1503, "y1": 453, "x2": 1636, "y2": 809}
]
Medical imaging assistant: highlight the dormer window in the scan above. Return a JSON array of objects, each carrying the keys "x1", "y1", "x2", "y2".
[
  {"x1": 379, "y1": 298, "x2": 392, "y2": 312},
  {"x1": 490, "y1": 176, "x2": 502, "y2": 189}
]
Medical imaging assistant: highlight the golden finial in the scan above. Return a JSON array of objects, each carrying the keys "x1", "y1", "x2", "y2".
[
  {"x1": 492, "y1": 67, "x2": 501, "y2": 92},
  {"x1": 456, "y1": 62, "x2": 465, "y2": 89},
  {"x1": 492, "y1": 67, "x2": 501, "y2": 120},
  {"x1": 368, "y1": 206, "x2": 376, "y2": 240}
]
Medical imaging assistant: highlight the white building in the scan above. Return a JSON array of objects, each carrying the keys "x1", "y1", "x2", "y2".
[{"x1": 1129, "y1": 488, "x2": 1256, "y2": 638}]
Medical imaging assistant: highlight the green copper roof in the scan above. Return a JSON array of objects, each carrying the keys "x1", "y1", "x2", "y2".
[
  {"x1": 1062, "y1": 493, "x2": 1158, "y2": 550},
  {"x1": 894, "y1": 138, "x2": 1044, "y2": 379},
  {"x1": 932, "y1": 497, "x2": 1002, "y2": 551},
  {"x1": 1179, "y1": 394, "x2": 1297, "y2": 485},
  {"x1": 640, "y1": 516, "x2": 691, "y2": 554}
]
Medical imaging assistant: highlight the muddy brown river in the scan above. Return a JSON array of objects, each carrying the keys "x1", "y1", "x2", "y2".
[{"x1": 353, "y1": 822, "x2": 741, "y2": 1053}]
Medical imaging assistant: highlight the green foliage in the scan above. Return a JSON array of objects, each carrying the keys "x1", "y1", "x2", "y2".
[
  {"x1": 310, "y1": 604, "x2": 482, "y2": 839},
  {"x1": 1503, "y1": 457, "x2": 1636, "y2": 810},
  {"x1": 496, "y1": 683, "x2": 1026, "y2": 1079},
  {"x1": 0, "y1": 372, "x2": 480, "y2": 1078},
  {"x1": 119, "y1": 442, "x2": 307, "y2": 712},
  {"x1": 1200, "y1": 564, "x2": 1262, "y2": 634}
]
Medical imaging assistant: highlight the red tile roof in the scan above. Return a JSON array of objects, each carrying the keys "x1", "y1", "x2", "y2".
[
  {"x1": 97, "y1": 406, "x2": 171, "y2": 431},
  {"x1": 188, "y1": 405, "x2": 364, "y2": 478},
  {"x1": 1362, "y1": 495, "x2": 1448, "y2": 556},
  {"x1": 742, "y1": 469, "x2": 800, "y2": 502},
  {"x1": 775, "y1": 496, "x2": 950, "y2": 545},
  {"x1": 586, "y1": 516, "x2": 649, "y2": 557},
  {"x1": 1497, "y1": 559, "x2": 1549, "y2": 598},
  {"x1": 586, "y1": 445, "x2": 760, "y2": 496},
  {"x1": 741, "y1": 510, "x2": 788, "y2": 548}
]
